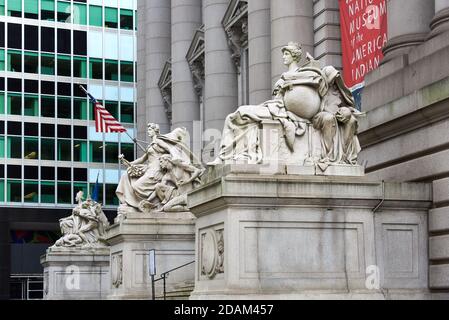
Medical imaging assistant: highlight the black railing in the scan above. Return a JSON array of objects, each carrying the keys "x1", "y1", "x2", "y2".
[{"x1": 152, "y1": 260, "x2": 195, "y2": 300}]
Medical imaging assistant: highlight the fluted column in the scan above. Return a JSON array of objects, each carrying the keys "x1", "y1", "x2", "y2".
[
  {"x1": 145, "y1": 0, "x2": 172, "y2": 135},
  {"x1": 248, "y1": 0, "x2": 272, "y2": 104},
  {"x1": 171, "y1": 0, "x2": 202, "y2": 150},
  {"x1": 203, "y1": 0, "x2": 238, "y2": 135},
  {"x1": 430, "y1": 0, "x2": 449, "y2": 37},
  {"x1": 383, "y1": 0, "x2": 434, "y2": 61},
  {"x1": 270, "y1": 0, "x2": 314, "y2": 86},
  {"x1": 136, "y1": 0, "x2": 148, "y2": 148}
]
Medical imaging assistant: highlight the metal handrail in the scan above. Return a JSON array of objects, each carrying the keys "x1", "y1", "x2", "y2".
[{"x1": 153, "y1": 260, "x2": 195, "y2": 300}]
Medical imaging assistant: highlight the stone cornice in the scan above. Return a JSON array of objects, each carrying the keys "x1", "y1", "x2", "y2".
[{"x1": 186, "y1": 25, "x2": 205, "y2": 98}]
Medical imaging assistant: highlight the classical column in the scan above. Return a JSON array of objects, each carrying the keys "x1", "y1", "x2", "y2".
[
  {"x1": 430, "y1": 0, "x2": 449, "y2": 37},
  {"x1": 145, "y1": 0, "x2": 172, "y2": 135},
  {"x1": 270, "y1": 0, "x2": 314, "y2": 86},
  {"x1": 171, "y1": 0, "x2": 202, "y2": 150},
  {"x1": 0, "y1": 218, "x2": 10, "y2": 299},
  {"x1": 383, "y1": 0, "x2": 435, "y2": 61},
  {"x1": 248, "y1": 0, "x2": 272, "y2": 104},
  {"x1": 136, "y1": 0, "x2": 148, "y2": 147},
  {"x1": 203, "y1": 0, "x2": 239, "y2": 135}
]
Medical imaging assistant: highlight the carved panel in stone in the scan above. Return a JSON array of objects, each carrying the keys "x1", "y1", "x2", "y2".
[
  {"x1": 111, "y1": 253, "x2": 123, "y2": 288},
  {"x1": 158, "y1": 60, "x2": 172, "y2": 121},
  {"x1": 186, "y1": 26, "x2": 205, "y2": 98},
  {"x1": 200, "y1": 227, "x2": 225, "y2": 279}
]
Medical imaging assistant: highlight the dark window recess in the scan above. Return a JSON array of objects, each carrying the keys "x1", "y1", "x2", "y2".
[
  {"x1": 0, "y1": 78, "x2": 4, "y2": 91},
  {"x1": 0, "y1": 121, "x2": 4, "y2": 135},
  {"x1": 24, "y1": 166, "x2": 39, "y2": 180},
  {"x1": 57, "y1": 29, "x2": 71, "y2": 54},
  {"x1": 57, "y1": 168, "x2": 71, "y2": 181},
  {"x1": 41, "y1": 124, "x2": 55, "y2": 137},
  {"x1": 7, "y1": 24, "x2": 22, "y2": 49},
  {"x1": 74, "y1": 126, "x2": 87, "y2": 140},
  {"x1": 73, "y1": 31, "x2": 87, "y2": 56},
  {"x1": 25, "y1": 80, "x2": 39, "y2": 94},
  {"x1": 41, "y1": 27, "x2": 55, "y2": 52},
  {"x1": 73, "y1": 84, "x2": 87, "y2": 97},
  {"x1": 7, "y1": 78, "x2": 22, "y2": 92},
  {"x1": 0, "y1": 165, "x2": 4, "y2": 179},
  {"x1": 24, "y1": 123, "x2": 38, "y2": 136},
  {"x1": 7, "y1": 122, "x2": 22, "y2": 135},
  {"x1": 57, "y1": 125, "x2": 71, "y2": 138},
  {"x1": 0, "y1": 22, "x2": 4, "y2": 47},
  {"x1": 41, "y1": 81, "x2": 55, "y2": 95},
  {"x1": 57, "y1": 82, "x2": 71, "y2": 96},
  {"x1": 7, "y1": 165, "x2": 22, "y2": 179},
  {"x1": 25, "y1": 25, "x2": 38, "y2": 51},
  {"x1": 41, "y1": 167, "x2": 55, "y2": 180},
  {"x1": 73, "y1": 168, "x2": 87, "y2": 182}
]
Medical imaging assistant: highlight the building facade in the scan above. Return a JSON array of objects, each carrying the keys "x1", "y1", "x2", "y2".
[
  {"x1": 0, "y1": 0, "x2": 138, "y2": 299},
  {"x1": 138, "y1": 0, "x2": 449, "y2": 298}
]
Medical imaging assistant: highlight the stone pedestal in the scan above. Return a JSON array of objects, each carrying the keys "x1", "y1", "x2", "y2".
[
  {"x1": 41, "y1": 247, "x2": 110, "y2": 300},
  {"x1": 106, "y1": 212, "x2": 196, "y2": 300},
  {"x1": 187, "y1": 166, "x2": 432, "y2": 300}
]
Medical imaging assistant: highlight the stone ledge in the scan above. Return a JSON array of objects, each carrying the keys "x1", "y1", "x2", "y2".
[
  {"x1": 429, "y1": 207, "x2": 449, "y2": 233},
  {"x1": 429, "y1": 235, "x2": 449, "y2": 260}
]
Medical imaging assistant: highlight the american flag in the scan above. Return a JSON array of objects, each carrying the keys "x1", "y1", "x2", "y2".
[{"x1": 88, "y1": 93, "x2": 127, "y2": 133}]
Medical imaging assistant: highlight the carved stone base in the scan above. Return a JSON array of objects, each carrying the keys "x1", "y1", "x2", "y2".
[
  {"x1": 187, "y1": 167, "x2": 432, "y2": 300},
  {"x1": 40, "y1": 247, "x2": 110, "y2": 300},
  {"x1": 106, "y1": 212, "x2": 196, "y2": 300}
]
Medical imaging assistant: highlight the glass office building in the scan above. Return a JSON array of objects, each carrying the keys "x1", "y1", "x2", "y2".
[{"x1": 0, "y1": 0, "x2": 137, "y2": 299}]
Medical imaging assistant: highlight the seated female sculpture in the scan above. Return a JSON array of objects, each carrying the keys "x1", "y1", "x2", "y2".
[
  {"x1": 116, "y1": 123, "x2": 203, "y2": 213},
  {"x1": 208, "y1": 42, "x2": 328, "y2": 165}
]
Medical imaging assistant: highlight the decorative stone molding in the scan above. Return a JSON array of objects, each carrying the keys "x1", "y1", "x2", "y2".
[
  {"x1": 200, "y1": 228, "x2": 225, "y2": 279},
  {"x1": 186, "y1": 25, "x2": 205, "y2": 99},
  {"x1": 111, "y1": 253, "x2": 123, "y2": 288},
  {"x1": 158, "y1": 60, "x2": 173, "y2": 122},
  {"x1": 222, "y1": 0, "x2": 248, "y2": 73}
]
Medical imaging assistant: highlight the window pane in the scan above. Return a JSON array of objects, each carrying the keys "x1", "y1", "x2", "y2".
[
  {"x1": 73, "y1": 140, "x2": 87, "y2": 162},
  {"x1": 120, "y1": 143, "x2": 134, "y2": 161},
  {"x1": 57, "y1": 182, "x2": 71, "y2": 204},
  {"x1": 57, "y1": 97, "x2": 71, "y2": 119},
  {"x1": 0, "y1": 92, "x2": 4, "y2": 114},
  {"x1": 120, "y1": 102, "x2": 134, "y2": 123},
  {"x1": 106, "y1": 184, "x2": 119, "y2": 205},
  {"x1": 41, "y1": 0, "x2": 55, "y2": 21},
  {"x1": 0, "y1": 136, "x2": 4, "y2": 157},
  {"x1": 7, "y1": 180, "x2": 21, "y2": 202},
  {"x1": 73, "y1": 183, "x2": 88, "y2": 204},
  {"x1": 24, "y1": 181, "x2": 38, "y2": 203},
  {"x1": 24, "y1": 95, "x2": 38, "y2": 116},
  {"x1": 89, "y1": 58, "x2": 103, "y2": 79},
  {"x1": 0, "y1": 180, "x2": 4, "y2": 202},
  {"x1": 0, "y1": 49, "x2": 5, "y2": 70},
  {"x1": 105, "y1": 143, "x2": 119, "y2": 164},
  {"x1": 120, "y1": 61, "x2": 134, "y2": 82},
  {"x1": 41, "y1": 95, "x2": 55, "y2": 117},
  {"x1": 58, "y1": 139, "x2": 71, "y2": 161},
  {"x1": 90, "y1": 142, "x2": 103, "y2": 162},
  {"x1": 105, "y1": 60, "x2": 118, "y2": 81},
  {"x1": 57, "y1": 55, "x2": 71, "y2": 76},
  {"x1": 24, "y1": 138, "x2": 38, "y2": 160},
  {"x1": 73, "y1": 3, "x2": 87, "y2": 25},
  {"x1": 90, "y1": 183, "x2": 103, "y2": 204},
  {"x1": 7, "y1": 137, "x2": 21, "y2": 158},
  {"x1": 41, "y1": 27, "x2": 55, "y2": 51},
  {"x1": 41, "y1": 53, "x2": 55, "y2": 75},
  {"x1": 89, "y1": 5, "x2": 102, "y2": 27},
  {"x1": 120, "y1": 9, "x2": 133, "y2": 30},
  {"x1": 7, "y1": 94, "x2": 21, "y2": 115},
  {"x1": 7, "y1": 0, "x2": 21, "y2": 17},
  {"x1": 73, "y1": 98, "x2": 87, "y2": 120},
  {"x1": 7, "y1": 50, "x2": 21, "y2": 72},
  {"x1": 8, "y1": 23, "x2": 22, "y2": 48},
  {"x1": 24, "y1": 52, "x2": 39, "y2": 74},
  {"x1": 25, "y1": 25, "x2": 38, "y2": 50},
  {"x1": 105, "y1": 7, "x2": 118, "y2": 28},
  {"x1": 57, "y1": 1, "x2": 71, "y2": 23},
  {"x1": 0, "y1": 0, "x2": 4, "y2": 16},
  {"x1": 41, "y1": 139, "x2": 55, "y2": 160},
  {"x1": 24, "y1": 0, "x2": 39, "y2": 19},
  {"x1": 73, "y1": 56, "x2": 87, "y2": 78},
  {"x1": 41, "y1": 181, "x2": 55, "y2": 203}
]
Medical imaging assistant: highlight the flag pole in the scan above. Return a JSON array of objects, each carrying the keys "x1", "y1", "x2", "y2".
[{"x1": 78, "y1": 84, "x2": 147, "y2": 153}]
